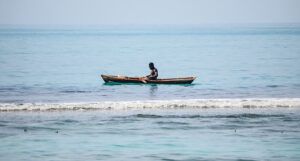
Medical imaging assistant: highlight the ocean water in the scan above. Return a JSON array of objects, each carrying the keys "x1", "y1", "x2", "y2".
[
  {"x1": 1, "y1": 108, "x2": 300, "y2": 161},
  {"x1": 0, "y1": 26, "x2": 300, "y2": 103},
  {"x1": 1, "y1": 25, "x2": 300, "y2": 161}
]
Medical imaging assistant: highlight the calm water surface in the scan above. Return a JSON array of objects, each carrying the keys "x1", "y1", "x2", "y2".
[{"x1": 0, "y1": 26, "x2": 300, "y2": 102}]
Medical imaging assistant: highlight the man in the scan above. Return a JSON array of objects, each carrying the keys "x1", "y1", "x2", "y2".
[
  {"x1": 140, "y1": 62, "x2": 158, "y2": 83},
  {"x1": 146, "y1": 62, "x2": 158, "y2": 80}
]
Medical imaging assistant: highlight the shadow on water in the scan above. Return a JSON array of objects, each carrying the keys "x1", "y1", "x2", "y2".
[
  {"x1": 102, "y1": 82, "x2": 144, "y2": 86},
  {"x1": 102, "y1": 82, "x2": 197, "y2": 87}
]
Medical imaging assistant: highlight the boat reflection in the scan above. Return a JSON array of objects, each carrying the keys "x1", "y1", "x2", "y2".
[{"x1": 149, "y1": 84, "x2": 158, "y2": 98}]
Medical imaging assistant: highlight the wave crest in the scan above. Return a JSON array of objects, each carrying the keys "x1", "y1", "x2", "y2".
[{"x1": 1, "y1": 98, "x2": 300, "y2": 112}]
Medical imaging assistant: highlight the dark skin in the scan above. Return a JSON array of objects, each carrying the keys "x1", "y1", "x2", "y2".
[
  {"x1": 147, "y1": 68, "x2": 158, "y2": 80},
  {"x1": 140, "y1": 64, "x2": 158, "y2": 83}
]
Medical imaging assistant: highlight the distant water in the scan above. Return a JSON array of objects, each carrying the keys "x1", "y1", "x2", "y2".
[
  {"x1": 0, "y1": 26, "x2": 300, "y2": 103},
  {"x1": 1, "y1": 26, "x2": 300, "y2": 161}
]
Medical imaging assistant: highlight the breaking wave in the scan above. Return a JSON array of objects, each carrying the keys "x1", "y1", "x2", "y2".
[{"x1": 0, "y1": 98, "x2": 300, "y2": 112}]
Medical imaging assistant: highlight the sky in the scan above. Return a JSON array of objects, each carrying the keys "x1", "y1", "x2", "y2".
[{"x1": 0, "y1": 0, "x2": 300, "y2": 26}]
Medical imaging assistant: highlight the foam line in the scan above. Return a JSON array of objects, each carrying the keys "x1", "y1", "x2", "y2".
[{"x1": 1, "y1": 98, "x2": 300, "y2": 112}]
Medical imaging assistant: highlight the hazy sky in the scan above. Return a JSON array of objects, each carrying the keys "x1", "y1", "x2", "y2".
[{"x1": 0, "y1": 0, "x2": 300, "y2": 26}]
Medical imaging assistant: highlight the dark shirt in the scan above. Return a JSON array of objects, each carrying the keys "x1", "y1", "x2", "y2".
[{"x1": 147, "y1": 68, "x2": 158, "y2": 80}]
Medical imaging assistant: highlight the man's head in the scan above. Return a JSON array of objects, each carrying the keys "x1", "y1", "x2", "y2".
[{"x1": 149, "y1": 62, "x2": 155, "y2": 70}]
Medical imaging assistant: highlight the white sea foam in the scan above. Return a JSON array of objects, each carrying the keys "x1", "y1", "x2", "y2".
[{"x1": 1, "y1": 98, "x2": 300, "y2": 112}]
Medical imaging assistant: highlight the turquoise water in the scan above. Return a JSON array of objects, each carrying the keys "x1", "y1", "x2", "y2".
[
  {"x1": 1, "y1": 108, "x2": 300, "y2": 161},
  {"x1": 0, "y1": 26, "x2": 300, "y2": 102},
  {"x1": 1, "y1": 26, "x2": 300, "y2": 160}
]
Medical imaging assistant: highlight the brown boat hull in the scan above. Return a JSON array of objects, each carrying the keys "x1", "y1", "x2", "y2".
[{"x1": 101, "y1": 75, "x2": 196, "y2": 84}]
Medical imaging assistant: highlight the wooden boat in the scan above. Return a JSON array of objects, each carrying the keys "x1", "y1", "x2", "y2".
[{"x1": 101, "y1": 75, "x2": 196, "y2": 84}]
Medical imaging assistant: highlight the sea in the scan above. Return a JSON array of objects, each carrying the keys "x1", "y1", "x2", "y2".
[{"x1": 0, "y1": 25, "x2": 300, "y2": 160}]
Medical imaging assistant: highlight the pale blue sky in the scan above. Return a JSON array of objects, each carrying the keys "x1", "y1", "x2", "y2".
[{"x1": 0, "y1": 0, "x2": 299, "y2": 26}]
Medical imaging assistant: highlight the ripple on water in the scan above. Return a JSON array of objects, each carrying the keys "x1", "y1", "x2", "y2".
[
  {"x1": 132, "y1": 113, "x2": 285, "y2": 119},
  {"x1": 155, "y1": 121, "x2": 189, "y2": 125},
  {"x1": 12, "y1": 126, "x2": 58, "y2": 131},
  {"x1": 266, "y1": 85, "x2": 285, "y2": 88},
  {"x1": 0, "y1": 133, "x2": 16, "y2": 138}
]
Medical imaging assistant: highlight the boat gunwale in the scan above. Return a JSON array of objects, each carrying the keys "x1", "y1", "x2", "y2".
[
  {"x1": 101, "y1": 74, "x2": 196, "y2": 84},
  {"x1": 101, "y1": 75, "x2": 196, "y2": 81}
]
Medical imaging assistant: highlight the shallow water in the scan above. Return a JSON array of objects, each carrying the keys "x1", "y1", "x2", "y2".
[
  {"x1": 0, "y1": 26, "x2": 300, "y2": 103},
  {"x1": 0, "y1": 108, "x2": 300, "y2": 161}
]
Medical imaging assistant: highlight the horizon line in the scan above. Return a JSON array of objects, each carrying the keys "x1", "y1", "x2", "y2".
[{"x1": 1, "y1": 22, "x2": 300, "y2": 29}]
